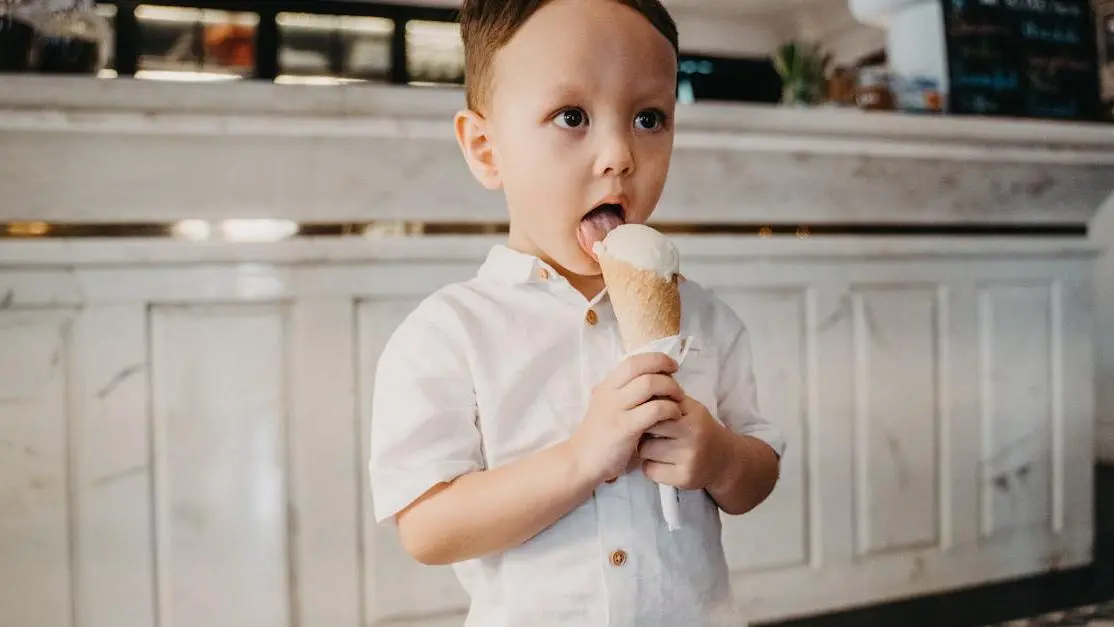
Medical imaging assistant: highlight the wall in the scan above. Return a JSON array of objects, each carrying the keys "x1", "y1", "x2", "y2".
[
  {"x1": 675, "y1": 4, "x2": 885, "y2": 65},
  {"x1": 1098, "y1": 0, "x2": 1114, "y2": 462},
  {"x1": 673, "y1": 9, "x2": 792, "y2": 57},
  {"x1": 1095, "y1": 193, "x2": 1114, "y2": 464},
  {"x1": 798, "y1": 3, "x2": 886, "y2": 66}
]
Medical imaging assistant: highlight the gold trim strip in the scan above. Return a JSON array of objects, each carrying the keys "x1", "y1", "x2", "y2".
[{"x1": 0, "y1": 220, "x2": 1088, "y2": 240}]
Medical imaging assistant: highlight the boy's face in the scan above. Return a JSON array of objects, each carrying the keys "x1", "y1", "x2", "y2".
[{"x1": 457, "y1": 0, "x2": 678, "y2": 281}]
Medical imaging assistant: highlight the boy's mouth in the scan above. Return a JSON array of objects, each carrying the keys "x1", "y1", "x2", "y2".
[{"x1": 577, "y1": 202, "x2": 626, "y2": 260}]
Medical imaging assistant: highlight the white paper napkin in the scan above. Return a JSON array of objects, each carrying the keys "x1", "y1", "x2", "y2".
[{"x1": 627, "y1": 334, "x2": 694, "y2": 531}]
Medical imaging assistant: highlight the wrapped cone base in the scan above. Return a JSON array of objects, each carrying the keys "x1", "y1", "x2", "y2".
[
  {"x1": 597, "y1": 251, "x2": 681, "y2": 352},
  {"x1": 597, "y1": 249, "x2": 685, "y2": 530}
]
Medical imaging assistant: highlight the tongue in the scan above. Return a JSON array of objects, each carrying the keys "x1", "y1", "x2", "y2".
[{"x1": 577, "y1": 210, "x2": 624, "y2": 259}]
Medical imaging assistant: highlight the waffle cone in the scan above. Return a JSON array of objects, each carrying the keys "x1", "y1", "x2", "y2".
[{"x1": 597, "y1": 251, "x2": 681, "y2": 353}]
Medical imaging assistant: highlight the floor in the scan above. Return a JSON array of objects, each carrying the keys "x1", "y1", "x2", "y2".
[
  {"x1": 761, "y1": 465, "x2": 1114, "y2": 627},
  {"x1": 986, "y1": 602, "x2": 1114, "y2": 626}
]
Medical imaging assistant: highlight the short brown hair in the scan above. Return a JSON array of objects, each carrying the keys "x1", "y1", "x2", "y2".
[{"x1": 459, "y1": 0, "x2": 679, "y2": 112}]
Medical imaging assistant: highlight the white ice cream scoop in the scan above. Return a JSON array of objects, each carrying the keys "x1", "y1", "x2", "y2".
[{"x1": 592, "y1": 223, "x2": 679, "y2": 280}]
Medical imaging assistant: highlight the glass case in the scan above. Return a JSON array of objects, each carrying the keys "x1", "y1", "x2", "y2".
[
  {"x1": 94, "y1": 2, "x2": 115, "y2": 76},
  {"x1": 405, "y1": 19, "x2": 463, "y2": 86},
  {"x1": 135, "y1": 4, "x2": 257, "y2": 81},
  {"x1": 4, "y1": 0, "x2": 788, "y2": 107},
  {"x1": 276, "y1": 12, "x2": 393, "y2": 85},
  {"x1": 1105, "y1": 15, "x2": 1113, "y2": 64}
]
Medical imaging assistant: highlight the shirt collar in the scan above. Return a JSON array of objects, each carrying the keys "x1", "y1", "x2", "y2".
[
  {"x1": 477, "y1": 245, "x2": 611, "y2": 307},
  {"x1": 477, "y1": 245, "x2": 558, "y2": 285}
]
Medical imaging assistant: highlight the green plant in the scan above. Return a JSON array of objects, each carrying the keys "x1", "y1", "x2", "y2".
[{"x1": 771, "y1": 41, "x2": 833, "y2": 106}]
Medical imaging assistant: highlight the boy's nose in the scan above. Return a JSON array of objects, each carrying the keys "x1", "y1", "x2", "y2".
[{"x1": 594, "y1": 132, "x2": 635, "y2": 178}]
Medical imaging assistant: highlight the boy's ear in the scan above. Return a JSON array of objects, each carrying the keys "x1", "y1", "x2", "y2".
[{"x1": 454, "y1": 109, "x2": 502, "y2": 190}]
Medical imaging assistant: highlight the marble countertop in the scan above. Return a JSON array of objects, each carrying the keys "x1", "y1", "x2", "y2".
[
  {"x1": 2, "y1": 76, "x2": 1112, "y2": 225},
  {"x1": 2, "y1": 75, "x2": 1113, "y2": 164}
]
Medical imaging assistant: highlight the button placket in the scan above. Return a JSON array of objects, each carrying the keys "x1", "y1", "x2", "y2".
[
  {"x1": 574, "y1": 294, "x2": 636, "y2": 624},
  {"x1": 594, "y1": 402, "x2": 637, "y2": 625},
  {"x1": 598, "y1": 484, "x2": 637, "y2": 626},
  {"x1": 609, "y1": 549, "x2": 628, "y2": 567}
]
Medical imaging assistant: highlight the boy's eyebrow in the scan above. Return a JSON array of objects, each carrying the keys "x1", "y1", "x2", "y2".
[
  {"x1": 543, "y1": 82, "x2": 586, "y2": 103},
  {"x1": 630, "y1": 81, "x2": 681, "y2": 105},
  {"x1": 542, "y1": 79, "x2": 676, "y2": 104},
  {"x1": 645, "y1": 77, "x2": 681, "y2": 98}
]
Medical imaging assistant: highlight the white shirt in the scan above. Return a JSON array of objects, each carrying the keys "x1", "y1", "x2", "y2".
[{"x1": 370, "y1": 245, "x2": 786, "y2": 627}]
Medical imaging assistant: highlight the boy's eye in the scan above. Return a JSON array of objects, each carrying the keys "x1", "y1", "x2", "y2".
[
  {"x1": 554, "y1": 108, "x2": 587, "y2": 129},
  {"x1": 634, "y1": 110, "x2": 665, "y2": 131}
]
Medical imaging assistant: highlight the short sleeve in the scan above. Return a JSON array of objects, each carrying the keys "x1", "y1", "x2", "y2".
[
  {"x1": 713, "y1": 299, "x2": 787, "y2": 459},
  {"x1": 368, "y1": 295, "x2": 484, "y2": 524}
]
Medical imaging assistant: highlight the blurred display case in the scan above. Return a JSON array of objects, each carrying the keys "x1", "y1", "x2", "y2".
[
  {"x1": 1107, "y1": 15, "x2": 1114, "y2": 64},
  {"x1": 276, "y1": 12, "x2": 392, "y2": 85},
  {"x1": 3, "y1": 0, "x2": 788, "y2": 103},
  {"x1": 134, "y1": 4, "x2": 256, "y2": 81},
  {"x1": 0, "y1": 0, "x2": 112, "y2": 74},
  {"x1": 94, "y1": 2, "x2": 115, "y2": 75},
  {"x1": 1099, "y1": 0, "x2": 1114, "y2": 119},
  {"x1": 5, "y1": 0, "x2": 466, "y2": 86},
  {"x1": 405, "y1": 19, "x2": 463, "y2": 86}
]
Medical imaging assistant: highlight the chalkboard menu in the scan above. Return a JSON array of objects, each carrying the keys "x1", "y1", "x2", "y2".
[{"x1": 943, "y1": 0, "x2": 1102, "y2": 121}]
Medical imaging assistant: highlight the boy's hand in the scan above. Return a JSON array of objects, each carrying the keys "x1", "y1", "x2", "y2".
[
  {"x1": 570, "y1": 352, "x2": 684, "y2": 486},
  {"x1": 638, "y1": 396, "x2": 729, "y2": 491}
]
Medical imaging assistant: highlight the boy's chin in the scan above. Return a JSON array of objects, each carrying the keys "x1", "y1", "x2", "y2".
[{"x1": 568, "y1": 242, "x2": 605, "y2": 277}]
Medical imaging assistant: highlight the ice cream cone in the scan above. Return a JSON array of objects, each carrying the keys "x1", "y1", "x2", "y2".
[
  {"x1": 596, "y1": 250, "x2": 681, "y2": 352},
  {"x1": 591, "y1": 223, "x2": 687, "y2": 531}
]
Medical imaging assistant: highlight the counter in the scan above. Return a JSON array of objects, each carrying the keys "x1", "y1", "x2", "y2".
[{"x1": 1, "y1": 75, "x2": 1112, "y2": 627}]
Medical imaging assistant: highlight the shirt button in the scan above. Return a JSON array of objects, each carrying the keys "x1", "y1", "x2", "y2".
[
  {"x1": 537, "y1": 267, "x2": 550, "y2": 280},
  {"x1": 610, "y1": 549, "x2": 628, "y2": 567},
  {"x1": 585, "y1": 309, "x2": 599, "y2": 326}
]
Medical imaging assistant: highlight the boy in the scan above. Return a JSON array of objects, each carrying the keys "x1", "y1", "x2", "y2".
[{"x1": 369, "y1": 0, "x2": 786, "y2": 624}]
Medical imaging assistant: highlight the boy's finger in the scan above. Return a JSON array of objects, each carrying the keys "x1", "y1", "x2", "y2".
[
  {"x1": 630, "y1": 398, "x2": 681, "y2": 432},
  {"x1": 644, "y1": 418, "x2": 685, "y2": 439},
  {"x1": 620, "y1": 373, "x2": 684, "y2": 409},
  {"x1": 642, "y1": 460, "x2": 681, "y2": 487},
  {"x1": 638, "y1": 435, "x2": 680, "y2": 464},
  {"x1": 606, "y1": 352, "x2": 678, "y2": 389}
]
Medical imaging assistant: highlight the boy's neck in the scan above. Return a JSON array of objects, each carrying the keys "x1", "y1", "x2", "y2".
[
  {"x1": 565, "y1": 273, "x2": 606, "y2": 302},
  {"x1": 502, "y1": 239, "x2": 605, "y2": 302}
]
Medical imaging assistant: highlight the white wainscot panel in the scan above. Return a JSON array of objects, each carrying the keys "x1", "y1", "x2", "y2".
[
  {"x1": 72, "y1": 305, "x2": 156, "y2": 627},
  {"x1": 977, "y1": 284, "x2": 1056, "y2": 539},
  {"x1": 0, "y1": 310, "x2": 75, "y2": 627},
  {"x1": 150, "y1": 305, "x2": 292, "y2": 627},
  {"x1": 357, "y1": 298, "x2": 471, "y2": 625},
  {"x1": 851, "y1": 286, "x2": 941, "y2": 555},
  {"x1": 287, "y1": 300, "x2": 362, "y2": 627},
  {"x1": 715, "y1": 289, "x2": 811, "y2": 573}
]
